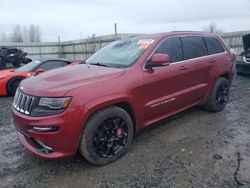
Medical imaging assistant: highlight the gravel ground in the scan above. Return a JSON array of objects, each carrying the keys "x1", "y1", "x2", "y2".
[{"x1": 0, "y1": 75, "x2": 250, "y2": 188}]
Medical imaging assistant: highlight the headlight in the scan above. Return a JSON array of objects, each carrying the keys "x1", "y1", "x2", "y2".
[
  {"x1": 31, "y1": 97, "x2": 72, "y2": 117},
  {"x1": 39, "y1": 97, "x2": 72, "y2": 110}
]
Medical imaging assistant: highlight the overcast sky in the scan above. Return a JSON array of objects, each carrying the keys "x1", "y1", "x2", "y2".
[{"x1": 0, "y1": 0, "x2": 250, "y2": 41}]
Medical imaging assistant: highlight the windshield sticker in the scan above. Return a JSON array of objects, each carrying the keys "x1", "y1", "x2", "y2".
[
  {"x1": 139, "y1": 43, "x2": 151, "y2": 49},
  {"x1": 137, "y1": 39, "x2": 155, "y2": 49},
  {"x1": 137, "y1": 39, "x2": 154, "y2": 44}
]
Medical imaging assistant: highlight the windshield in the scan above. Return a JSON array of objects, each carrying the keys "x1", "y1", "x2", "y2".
[
  {"x1": 14, "y1": 61, "x2": 41, "y2": 72},
  {"x1": 85, "y1": 38, "x2": 155, "y2": 68}
]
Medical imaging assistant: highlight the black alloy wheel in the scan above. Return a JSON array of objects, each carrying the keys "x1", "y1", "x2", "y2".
[
  {"x1": 204, "y1": 77, "x2": 230, "y2": 112},
  {"x1": 79, "y1": 106, "x2": 134, "y2": 165},
  {"x1": 93, "y1": 117, "x2": 129, "y2": 158},
  {"x1": 215, "y1": 83, "x2": 229, "y2": 109}
]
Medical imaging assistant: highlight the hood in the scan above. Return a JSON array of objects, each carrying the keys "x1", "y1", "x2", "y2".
[
  {"x1": 0, "y1": 69, "x2": 31, "y2": 80},
  {"x1": 243, "y1": 34, "x2": 250, "y2": 51},
  {"x1": 0, "y1": 69, "x2": 14, "y2": 77},
  {"x1": 21, "y1": 64, "x2": 125, "y2": 96},
  {"x1": 0, "y1": 69, "x2": 25, "y2": 80}
]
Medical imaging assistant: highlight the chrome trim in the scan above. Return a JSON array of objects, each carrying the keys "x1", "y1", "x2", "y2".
[
  {"x1": 150, "y1": 98, "x2": 176, "y2": 108},
  {"x1": 32, "y1": 126, "x2": 58, "y2": 132},
  {"x1": 36, "y1": 140, "x2": 53, "y2": 153},
  {"x1": 13, "y1": 91, "x2": 35, "y2": 116},
  {"x1": 170, "y1": 52, "x2": 227, "y2": 65},
  {"x1": 244, "y1": 56, "x2": 250, "y2": 63},
  {"x1": 16, "y1": 127, "x2": 53, "y2": 154}
]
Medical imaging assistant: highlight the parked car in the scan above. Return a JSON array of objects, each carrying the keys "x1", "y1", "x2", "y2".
[
  {"x1": 236, "y1": 34, "x2": 250, "y2": 75},
  {"x1": 0, "y1": 47, "x2": 32, "y2": 70},
  {"x1": 12, "y1": 32, "x2": 235, "y2": 165},
  {"x1": 0, "y1": 59, "x2": 80, "y2": 96}
]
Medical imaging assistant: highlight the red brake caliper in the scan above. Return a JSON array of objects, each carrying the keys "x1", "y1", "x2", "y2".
[{"x1": 116, "y1": 128, "x2": 122, "y2": 137}]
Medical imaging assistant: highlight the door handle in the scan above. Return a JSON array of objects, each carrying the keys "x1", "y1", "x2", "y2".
[
  {"x1": 179, "y1": 65, "x2": 188, "y2": 70},
  {"x1": 209, "y1": 59, "x2": 216, "y2": 63}
]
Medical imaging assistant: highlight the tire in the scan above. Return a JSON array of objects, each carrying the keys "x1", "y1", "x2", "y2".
[
  {"x1": 79, "y1": 106, "x2": 134, "y2": 165},
  {"x1": 7, "y1": 78, "x2": 23, "y2": 96},
  {"x1": 204, "y1": 77, "x2": 230, "y2": 112}
]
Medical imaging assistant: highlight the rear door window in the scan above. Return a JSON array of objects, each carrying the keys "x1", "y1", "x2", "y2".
[
  {"x1": 182, "y1": 36, "x2": 207, "y2": 60},
  {"x1": 204, "y1": 37, "x2": 225, "y2": 55},
  {"x1": 154, "y1": 37, "x2": 183, "y2": 63}
]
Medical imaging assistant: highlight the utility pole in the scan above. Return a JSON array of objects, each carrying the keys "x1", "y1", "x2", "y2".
[
  {"x1": 80, "y1": 32, "x2": 83, "y2": 40},
  {"x1": 58, "y1": 35, "x2": 62, "y2": 58},
  {"x1": 114, "y1": 23, "x2": 118, "y2": 39}
]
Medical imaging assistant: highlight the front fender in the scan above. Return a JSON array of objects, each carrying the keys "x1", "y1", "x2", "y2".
[
  {"x1": 83, "y1": 93, "x2": 142, "y2": 131},
  {"x1": 0, "y1": 76, "x2": 12, "y2": 96},
  {"x1": 85, "y1": 93, "x2": 133, "y2": 113},
  {"x1": 0, "y1": 79, "x2": 8, "y2": 96}
]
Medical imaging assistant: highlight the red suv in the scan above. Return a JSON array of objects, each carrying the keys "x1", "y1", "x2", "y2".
[{"x1": 12, "y1": 32, "x2": 235, "y2": 165}]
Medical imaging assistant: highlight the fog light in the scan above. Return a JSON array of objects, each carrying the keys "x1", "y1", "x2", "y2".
[{"x1": 32, "y1": 126, "x2": 59, "y2": 132}]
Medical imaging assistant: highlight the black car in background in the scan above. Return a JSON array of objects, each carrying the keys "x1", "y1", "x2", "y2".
[
  {"x1": 236, "y1": 34, "x2": 250, "y2": 75},
  {"x1": 0, "y1": 47, "x2": 32, "y2": 70}
]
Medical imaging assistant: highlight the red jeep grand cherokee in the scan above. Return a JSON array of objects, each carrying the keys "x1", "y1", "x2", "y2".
[{"x1": 12, "y1": 32, "x2": 235, "y2": 165}]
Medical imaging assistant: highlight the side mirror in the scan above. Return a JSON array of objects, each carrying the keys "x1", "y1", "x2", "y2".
[
  {"x1": 145, "y1": 54, "x2": 170, "y2": 69},
  {"x1": 35, "y1": 68, "x2": 45, "y2": 75}
]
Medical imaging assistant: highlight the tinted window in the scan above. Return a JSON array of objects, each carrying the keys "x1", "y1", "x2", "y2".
[
  {"x1": 182, "y1": 36, "x2": 207, "y2": 60},
  {"x1": 36, "y1": 61, "x2": 68, "y2": 70},
  {"x1": 204, "y1": 37, "x2": 225, "y2": 55},
  {"x1": 14, "y1": 61, "x2": 41, "y2": 72},
  {"x1": 154, "y1": 37, "x2": 183, "y2": 63}
]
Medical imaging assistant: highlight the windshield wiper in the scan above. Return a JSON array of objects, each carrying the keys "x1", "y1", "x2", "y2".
[
  {"x1": 80, "y1": 60, "x2": 86, "y2": 64},
  {"x1": 90, "y1": 62, "x2": 109, "y2": 67}
]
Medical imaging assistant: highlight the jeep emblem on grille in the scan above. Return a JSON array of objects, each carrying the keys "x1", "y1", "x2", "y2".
[{"x1": 20, "y1": 86, "x2": 24, "y2": 90}]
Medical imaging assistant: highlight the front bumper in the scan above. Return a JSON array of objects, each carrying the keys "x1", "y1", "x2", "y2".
[
  {"x1": 236, "y1": 61, "x2": 250, "y2": 74},
  {"x1": 12, "y1": 105, "x2": 89, "y2": 159}
]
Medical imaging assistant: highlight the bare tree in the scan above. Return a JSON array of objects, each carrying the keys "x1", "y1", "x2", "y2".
[
  {"x1": 0, "y1": 32, "x2": 8, "y2": 42},
  {"x1": 203, "y1": 23, "x2": 223, "y2": 34},
  {"x1": 10, "y1": 24, "x2": 23, "y2": 42},
  {"x1": 22, "y1": 26, "x2": 29, "y2": 42},
  {"x1": 2, "y1": 24, "x2": 42, "y2": 42},
  {"x1": 29, "y1": 24, "x2": 41, "y2": 42},
  {"x1": 36, "y1": 25, "x2": 41, "y2": 42}
]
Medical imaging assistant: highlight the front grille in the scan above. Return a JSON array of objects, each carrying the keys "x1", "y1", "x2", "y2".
[{"x1": 13, "y1": 90, "x2": 35, "y2": 115}]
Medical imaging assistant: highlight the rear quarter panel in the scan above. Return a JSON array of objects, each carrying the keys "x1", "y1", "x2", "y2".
[{"x1": 202, "y1": 52, "x2": 234, "y2": 104}]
